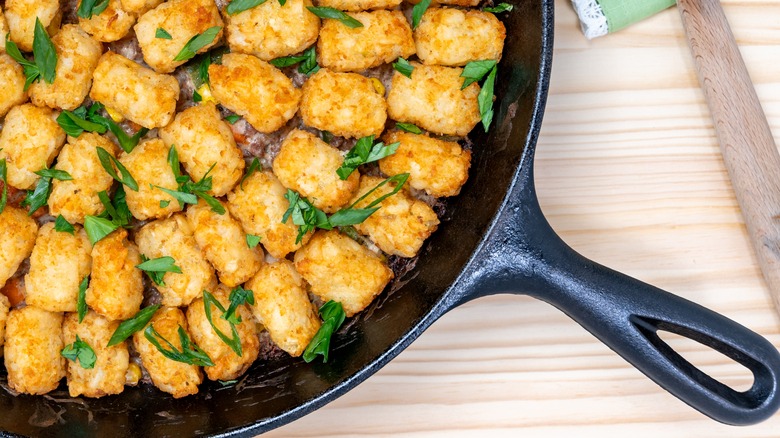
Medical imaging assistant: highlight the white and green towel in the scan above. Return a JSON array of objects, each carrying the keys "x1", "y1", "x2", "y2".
[{"x1": 572, "y1": 0, "x2": 676, "y2": 38}]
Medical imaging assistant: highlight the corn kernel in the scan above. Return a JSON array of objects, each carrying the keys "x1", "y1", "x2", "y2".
[
  {"x1": 196, "y1": 84, "x2": 218, "y2": 104},
  {"x1": 105, "y1": 106, "x2": 125, "y2": 123},
  {"x1": 125, "y1": 362, "x2": 142, "y2": 386},
  {"x1": 370, "y1": 78, "x2": 385, "y2": 96}
]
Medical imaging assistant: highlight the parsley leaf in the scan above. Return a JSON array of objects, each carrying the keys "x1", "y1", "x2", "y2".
[
  {"x1": 137, "y1": 256, "x2": 182, "y2": 286},
  {"x1": 5, "y1": 37, "x2": 40, "y2": 91},
  {"x1": 78, "y1": 0, "x2": 110, "y2": 19},
  {"x1": 33, "y1": 18, "x2": 57, "y2": 85},
  {"x1": 203, "y1": 290, "x2": 243, "y2": 356},
  {"x1": 461, "y1": 60, "x2": 497, "y2": 89},
  {"x1": 240, "y1": 158, "x2": 261, "y2": 189},
  {"x1": 77, "y1": 276, "x2": 89, "y2": 323},
  {"x1": 396, "y1": 122, "x2": 422, "y2": 134},
  {"x1": 307, "y1": 7, "x2": 363, "y2": 28},
  {"x1": 226, "y1": 0, "x2": 268, "y2": 15},
  {"x1": 55, "y1": 103, "x2": 147, "y2": 151},
  {"x1": 303, "y1": 301, "x2": 345, "y2": 363},
  {"x1": 96, "y1": 147, "x2": 138, "y2": 191},
  {"x1": 270, "y1": 46, "x2": 319, "y2": 75},
  {"x1": 155, "y1": 28, "x2": 172, "y2": 39},
  {"x1": 144, "y1": 325, "x2": 214, "y2": 367},
  {"x1": 411, "y1": 0, "x2": 432, "y2": 29},
  {"x1": 21, "y1": 176, "x2": 53, "y2": 215},
  {"x1": 54, "y1": 215, "x2": 75, "y2": 234},
  {"x1": 84, "y1": 189, "x2": 131, "y2": 245},
  {"x1": 57, "y1": 108, "x2": 107, "y2": 137},
  {"x1": 61, "y1": 335, "x2": 97, "y2": 369},
  {"x1": 478, "y1": 65, "x2": 498, "y2": 131},
  {"x1": 483, "y1": 2, "x2": 513, "y2": 13},
  {"x1": 106, "y1": 304, "x2": 161, "y2": 347},
  {"x1": 157, "y1": 147, "x2": 225, "y2": 213},
  {"x1": 84, "y1": 215, "x2": 118, "y2": 245},
  {"x1": 329, "y1": 173, "x2": 409, "y2": 226},
  {"x1": 336, "y1": 135, "x2": 399, "y2": 180},
  {"x1": 246, "y1": 234, "x2": 261, "y2": 249},
  {"x1": 392, "y1": 57, "x2": 414, "y2": 78},
  {"x1": 34, "y1": 168, "x2": 72, "y2": 181},
  {"x1": 173, "y1": 26, "x2": 222, "y2": 62},
  {"x1": 160, "y1": 200, "x2": 171, "y2": 208},
  {"x1": 0, "y1": 158, "x2": 7, "y2": 215},
  {"x1": 224, "y1": 114, "x2": 240, "y2": 124},
  {"x1": 222, "y1": 286, "x2": 254, "y2": 325}
]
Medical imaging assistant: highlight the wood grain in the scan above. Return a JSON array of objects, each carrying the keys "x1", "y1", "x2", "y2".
[
  {"x1": 265, "y1": 1, "x2": 780, "y2": 436},
  {"x1": 678, "y1": 0, "x2": 780, "y2": 314}
]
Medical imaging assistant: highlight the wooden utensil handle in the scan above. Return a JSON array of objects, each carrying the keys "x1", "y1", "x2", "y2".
[{"x1": 678, "y1": 0, "x2": 780, "y2": 311}]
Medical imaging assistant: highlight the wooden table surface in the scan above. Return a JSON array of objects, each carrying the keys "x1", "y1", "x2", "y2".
[{"x1": 266, "y1": 1, "x2": 780, "y2": 436}]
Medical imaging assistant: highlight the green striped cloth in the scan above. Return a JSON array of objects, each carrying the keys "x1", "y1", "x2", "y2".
[{"x1": 571, "y1": 0, "x2": 676, "y2": 38}]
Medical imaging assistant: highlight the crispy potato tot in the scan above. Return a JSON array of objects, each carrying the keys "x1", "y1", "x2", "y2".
[
  {"x1": 0, "y1": 104, "x2": 66, "y2": 190},
  {"x1": 0, "y1": 54, "x2": 27, "y2": 118},
  {"x1": 4, "y1": 306, "x2": 65, "y2": 395},
  {"x1": 78, "y1": 0, "x2": 137, "y2": 43},
  {"x1": 158, "y1": 103, "x2": 244, "y2": 196},
  {"x1": 0, "y1": 206, "x2": 37, "y2": 290},
  {"x1": 209, "y1": 53, "x2": 300, "y2": 133},
  {"x1": 186, "y1": 285, "x2": 260, "y2": 381},
  {"x1": 227, "y1": 171, "x2": 312, "y2": 259},
  {"x1": 86, "y1": 229, "x2": 144, "y2": 321},
  {"x1": 300, "y1": 68, "x2": 386, "y2": 139},
  {"x1": 29, "y1": 24, "x2": 103, "y2": 110},
  {"x1": 387, "y1": 63, "x2": 480, "y2": 136},
  {"x1": 135, "y1": 214, "x2": 217, "y2": 307},
  {"x1": 134, "y1": 0, "x2": 223, "y2": 73},
  {"x1": 380, "y1": 131, "x2": 471, "y2": 197},
  {"x1": 273, "y1": 129, "x2": 359, "y2": 213},
  {"x1": 25, "y1": 224, "x2": 92, "y2": 313},
  {"x1": 62, "y1": 311, "x2": 129, "y2": 398},
  {"x1": 294, "y1": 230, "x2": 393, "y2": 317},
  {"x1": 246, "y1": 260, "x2": 320, "y2": 357},
  {"x1": 318, "y1": 10, "x2": 414, "y2": 72},
  {"x1": 351, "y1": 175, "x2": 439, "y2": 258},
  {"x1": 414, "y1": 8, "x2": 505, "y2": 66},
  {"x1": 118, "y1": 139, "x2": 183, "y2": 221},
  {"x1": 186, "y1": 199, "x2": 264, "y2": 287},
  {"x1": 225, "y1": 0, "x2": 319, "y2": 61},
  {"x1": 0, "y1": 7, "x2": 8, "y2": 53},
  {"x1": 48, "y1": 133, "x2": 119, "y2": 224},
  {"x1": 90, "y1": 52, "x2": 180, "y2": 129},
  {"x1": 316, "y1": 0, "x2": 402, "y2": 11},
  {"x1": 133, "y1": 306, "x2": 202, "y2": 398},
  {"x1": 4, "y1": 0, "x2": 61, "y2": 52}
]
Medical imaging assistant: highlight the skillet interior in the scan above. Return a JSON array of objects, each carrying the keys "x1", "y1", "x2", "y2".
[{"x1": 0, "y1": 0, "x2": 552, "y2": 435}]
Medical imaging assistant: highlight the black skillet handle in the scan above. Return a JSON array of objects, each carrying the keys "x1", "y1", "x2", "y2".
[{"x1": 459, "y1": 165, "x2": 780, "y2": 426}]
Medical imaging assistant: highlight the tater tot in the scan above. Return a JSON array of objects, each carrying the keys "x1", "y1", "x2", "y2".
[
  {"x1": 90, "y1": 52, "x2": 180, "y2": 129},
  {"x1": 380, "y1": 131, "x2": 471, "y2": 197},
  {"x1": 294, "y1": 230, "x2": 393, "y2": 317},
  {"x1": 135, "y1": 214, "x2": 217, "y2": 307},
  {"x1": 186, "y1": 199, "x2": 264, "y2": 287},
  {"x1": 134, "y1": 0, "x2": 223, "y2": 73},
  {"x1": 118, "y1": 139, "x2": 183, "y2": 221},
  {"x1": 29, "y1": 25, "x2": 103, "y2": 111},
  {"x1": 316, "y1": 0, "x2": 402, "y2": 11},
  {"x1": 25, "y1": 223, "x2": 92, "y2": 313},
  {"x1": 387, "y1": 63, "x2": 480, "y2": 136},
  {"x1": 78, "y1": 0, "x2": 137, "y2": 43},
  {"x1": 133, "y1": 306, "x2": 202, "y2": 398},
  {"x1": 0, "y1": 104, "x2": 66, "y2": 190},
  {"x1": 48, "y1": 133, "x2": 119, "y2": 225},
  {"x1": 158, "y1": 103, "x2": 244, "y2": 196},
  {"x1": 62, "y1": 311, "x2": 129, "y2": 398},
  {"x1": 300, "y1": 68, "x2": 387, "y2": 139},
  {"x1": 0, "y1": 54, "x2": 27, "y2": 118},
  {"x1": 351, "y1": 175, "x2": 439, "y2": 258},
  {"x1": 86, "y1": 229, "x2": 144, "y2": 321},
  {"x1": 227, "y1": 171, "x2": 312, "y2": 259},
  {"x1": 209, "y1": 53, "x2": 300, "y2": 133},
  {"x1": 318, "y1": 11, "x2": 414, "y2": 73},
  {"x1": 0, "y1": 7, "x2": 8, "y2": 52},
  {"x1": 273, "y1": 129, "x2": 359, "y2": 213},
  {"x1": 225, "y1": 0, "x2": 319, "y2": 61},
  {"x1": 0, "y1": 294, "x2": 9, "y2": 349},
  {"x1": 119, "y1": 0, "x2": 164, "y2": 15},
  {"x1": 4, "y1": 306, "x2": 65, "y2": 395},
  {"x1": 4, "y1": 0, "x2": 61, "y2": 52},
  {"x1": 0, "y1": 206, "x2": 37, "y2": 291},
  {"x1": 414, "y1": 8, "x2": 505, "y2": 67},
  {"x1": 246, "y1": 260, "x2": 320, "y2": 357},
  {"x1": 185, "y1": 285, "x2": 260, "y2": 381}
]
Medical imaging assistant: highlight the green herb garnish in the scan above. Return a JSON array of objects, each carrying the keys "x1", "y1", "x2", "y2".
[
  {"x1": 84, "y1": 215, "x2": 117, "y2": 245},
  {"x1": 270, "y1": 45, "x2": 319, "y2": 75},
  {"x1": 307, "y1": 7, "x2": 363, "y2": 28},
  {"x1": 155, "y1": 28, "x2": 173, "y2": 39},
  {"x1": 83, "y1": 188, "x2": 131, "y2": 245},
  {"x1": 224, "y1": 114, "x2": 240, "y2": 124},
  {"x1": 0, "y1": 158, "x2": 7, "y2": 215},
  {"x1": 411, "y1": 0, "x2": 432, "y2": 29},
  {"x1": 336, "y1": 135, "x2": 399, "y2": 180},
  {"x1": 61, "y1": 335, "x2": 97, "y2": 369},
  {"x1": 240, "y1": 158, "x2": 261, "y2": 189},
  {"x1": 303, "y1": 301, "x2": 345, "y2": 363},
  {"x1": 203, "y1": 290, "x2": 243, "y2": 356},
  {"x1": 396, "y1": 122, "x2": 422, "y2": 134},
  {"x1": 106, "y1": 304, "x2": 161, "y2": 347},
  {"x1": 477, "y1": 65, "x2": 498, "y2": 131},
  {"x1": 144, "y1": 325, "x2": 215, "y2": 367},
  {"x1": 54, "y1": 215, "x2": 75, "y2": 234},
  {"x1": 222, "y1": 286, "x2": 254, "y2": 325},
  {"x1": 246, "y1": 234, "x2": 261, "y2": 249},
  {"x1": 226, "y1": 0, "x2": 268, "y2": 15},
  {"x1": 34, "y1": 168, "x2": 72, "y2": 181},
  {"x1": 173, "y1": 27, "x2": 222, "y2": 62},
  {"x1": 392, "y1": 57, "x2": 413, "y2": 79},
  {"x1": 461, "y1": 60, "x2": 497, "y2": 89},
  {"x1": 5, "y1": 19, "x2": 58, "y2": 90},
  {"x1": 483, "y1": 2, "x2": 513, "y2": 13},
  {"x1": 21, "y1": 177, "x2": 52, "y2": 215},
  {"x1": 157, "y1": 146, "x2": 225, "y2": 214},
  {"x1": 96, "y1": 147, "x2": 138, "y2": 191},
  {"x1": 78, "y1": 0, "x2": 110, "y2": 19},
  {"x1": 137, "y1": 255, "x2": 182, "y2": 286},
  {"x1": 55, "y1": 103, "x2": 147, "y2": 152},
  {"x1": 77, "y1": 276, "x2": 89, "y2": 323}
]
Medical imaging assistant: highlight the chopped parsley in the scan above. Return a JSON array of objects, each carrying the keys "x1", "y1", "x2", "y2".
[
  {"x1": 246, "y1": 234, "x2": 261, "y2": 248},
  {"x1": 173, "y1": 27, "x2": 222, "y2": 62},
  {"x1": 336, "y1": 135, "x2": 399, "y2": 180},
  {"x1": 4, "y1": 18, "x2": 57, "y2": 90},
  {"x1": 226, "y1": 0, "x2": 268, "y2": 15},
  {"x1": 307, "y1": 7, "x2": 363, "y2": 28},
  {"x1": 392, "y1": 57, "x2": 414, "y2": 78},
  {"x1": 222, "y1": 286, "x2": 254, "y2": 325},
  {"x1": 460, "y1": 60, "x2": 498, "y2": 89},
  {"x1": 0, "y1": 158, "x2": 8, "y2": 215},
  {"x1": 203, "y1": 290, "x2": 243, "y2": 356},
  {"x1": 483, "y1": 3, "x2": 513, "y2": 13},
  {"x1": 56, "y1": 103, "x2": 148, "y2": 153},
  {"x1": 144, "y1": 325, "x2": 214, "y2": 367},
  {"x1": 77, "y1": 276, "x2": 89, "y2": 323},
  {"x1": 396, "y1": 122, "x2": 422, "y2": 134},
  {"x1": 96, "y1": 147, "x2": 138, "y2": 191},
  {"x1": 54, "y1": 215, "x2": 75, "y2": 234},
  {"x1": 303, "y1": 301, "x2": 345, "y2": 363},
  {"x1": 156, "y1": 146, "x2": 225, "y2": 214},
  {"x1": 61, "y1": 335, "x2": 97, "y2": 369},
  {"x1": 411, "y1": 0, "x2": 432, "y2": 29},
  {"x1": 107, "y1": 304, "x2": 161, "y2": 347},
  {"x1": 155, "y1": 28, "x2": 173, "y2": 39},
  {"x1": 77, "y1": 0, "x2": 110, "y2": 19},
  {"x1": 224, "y1": 114, "x2": 241, "y2": 124},
  {"x1": 270, "y1": 46, "x2": 320, "y2": 75},
  {"x1": 137, "y1": 255, "x2": 182, "y2": 287}
]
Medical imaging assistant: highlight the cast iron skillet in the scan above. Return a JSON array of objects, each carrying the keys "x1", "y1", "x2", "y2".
[{"x1": 2, "y1": 0, "x2": 780, "y2": 436}]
